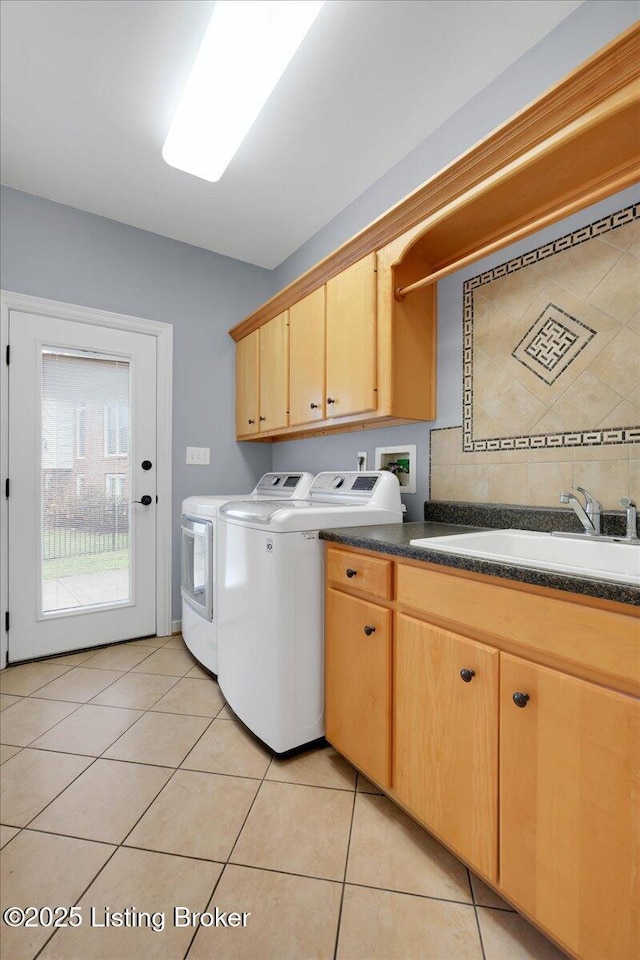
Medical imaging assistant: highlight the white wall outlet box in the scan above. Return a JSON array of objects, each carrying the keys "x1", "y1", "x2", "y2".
[
  {"x1": 375, "y1": 444, "x2": 417, "y2": 493},
  {"x1": 186, "y1": 446, "x2": 210, "y2": 465},
  {"x1": 357, "y1": 451, "x2": 367, "y2": 471}
]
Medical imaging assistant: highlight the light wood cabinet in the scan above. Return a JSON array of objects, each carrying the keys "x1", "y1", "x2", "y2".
[
  {"x1": 324, "y1": 542, "x2": 640, "y2": 960},
  {"x1": 235, "y1": 314, "x2": 289, "y2": 437},
  {"x1": 235, "y1": 329, "x2": 259, "y2": 437},
  {"x1": 289, "y1": 287, "x2": 325, "y2": 426},
  {"x1": 325, "y1": 253, "x2": 377, "y2": 418},
  {"x1": 500, "y1": 654, "x2": 640, "y2": 960},
  {"x1": 258, "y1": 311, "x2": 289, "y2": 432},
  {"x1": 325, "y1": 587, "x2": 392, "y2": 788},
  {"x1": 394, "y1": 614, "x2": 499, "y2": 880}
]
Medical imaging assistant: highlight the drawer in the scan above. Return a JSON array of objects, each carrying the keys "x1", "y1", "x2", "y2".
[
  {"x1": 396, "y1": 562, "x2": 640, "y2": 693},
  {"x1": 327, "y1": 547, "x2": 392, "y2": 600}
]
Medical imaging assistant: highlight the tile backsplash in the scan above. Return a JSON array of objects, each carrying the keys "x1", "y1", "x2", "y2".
[
  {"x1": 462, "y1": 205, "x2": 639, "y2": 455},
  {"x1": 430, "y1": 426, "x2": 638, "y2": 509},
  {"x1": 431, "y1": 202, "x2": 639, "y2": 511}
]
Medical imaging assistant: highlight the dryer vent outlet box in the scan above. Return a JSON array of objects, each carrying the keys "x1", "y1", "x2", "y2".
[{"x1": 375, "y1": 445, "x2": 417, "y2": 494}]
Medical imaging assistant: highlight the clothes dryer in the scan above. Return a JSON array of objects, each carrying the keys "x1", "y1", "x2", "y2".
[{"x1": 180, "y1": 472, "x2": 313, "y2": 673}]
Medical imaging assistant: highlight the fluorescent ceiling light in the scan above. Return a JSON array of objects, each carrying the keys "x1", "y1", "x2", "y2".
[{"x1": 162, "y1": 0, "x2": 325, "y2": 183}]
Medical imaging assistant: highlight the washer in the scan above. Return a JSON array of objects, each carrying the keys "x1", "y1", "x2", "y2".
[
  {"x1": 180, "y1": 472, "x2": 314, "y2": 674},
  {"x1": 217, "y1": 471, "x2": 402, "y2": 753}
]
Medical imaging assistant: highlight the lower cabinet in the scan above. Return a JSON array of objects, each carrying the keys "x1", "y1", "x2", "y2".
[
  {"x1": 325, "y1": 587, "x2": 392, "y2": 788},
  {"x1": 393, "y1": 614, "x2": 499, "y2": 881},
  {"x1": 324, "y1": 545, "x2": 640, "y2": 960},
  {"x1": 500, "y1": 653, "x2": 640, "y2": 960}
]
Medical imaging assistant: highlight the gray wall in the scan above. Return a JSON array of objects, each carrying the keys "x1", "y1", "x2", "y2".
[
  {"x1": 0, "y1": 186, "x2": 273, "y2": 618},
  {"x1": 271, "y1": 0, "x2": 640, "y2": 519}
]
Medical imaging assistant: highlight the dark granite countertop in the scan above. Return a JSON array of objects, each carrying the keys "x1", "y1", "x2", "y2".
[{"x1": 320, "y1": 507, "x2": 640, "y2": 607}]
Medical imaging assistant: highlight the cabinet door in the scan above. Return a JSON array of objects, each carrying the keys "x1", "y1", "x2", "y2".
[
  {"x1": 259, "y1": 311, "x2": 289, "y2": 432},
  {"x1": 326, "y1": 253, "x2": 377, "y2": 418},
  {"x1": 235, "y1": 330, "x2": 259, "y2": 437},
  {"x1": 289, "y1": 287, "x2": 325, "y2": 426},
  {"x1": 500, "y1": 654, "x2": 640, "y2": 960},
  {"x1": 325, "y1": 588, "x2": 391, "y2": 788},
  {"x1": 393, "y1": 614, "x2": 499, "y2": 880}
]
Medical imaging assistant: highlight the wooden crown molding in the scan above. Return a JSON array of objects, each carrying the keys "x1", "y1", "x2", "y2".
[{"x1": 229, "y1": 22, "x2": 640, "y2": 342}]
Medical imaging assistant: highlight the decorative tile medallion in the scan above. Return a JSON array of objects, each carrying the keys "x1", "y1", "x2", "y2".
[
  {"x1": 462, "y1": 203, "x2": 640, "y2": 452},
  {"x1": 511, "y1": 304, "x2": 596, "y2": 385}
]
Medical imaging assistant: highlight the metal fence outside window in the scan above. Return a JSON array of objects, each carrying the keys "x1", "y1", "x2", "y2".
[{"x1": 43, "y1": 501, "x2": 130, "y2": 560}]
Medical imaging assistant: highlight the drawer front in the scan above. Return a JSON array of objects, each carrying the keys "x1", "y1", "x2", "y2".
[
  {"x1": 396, "y1": 563, "x2": 640, "y2": 692},
  {"x1": 327, "y1": 547, "x2": 392, "y2": 600}
]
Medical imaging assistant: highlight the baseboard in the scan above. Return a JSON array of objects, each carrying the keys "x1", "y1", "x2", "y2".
[{"x1": 171, "y1": 618, "x2": 182, "y2": 635}]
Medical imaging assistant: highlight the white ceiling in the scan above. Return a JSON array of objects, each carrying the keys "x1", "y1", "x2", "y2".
[{"x1": 0, "y1": 0, "x2": 583, "y2": 269}]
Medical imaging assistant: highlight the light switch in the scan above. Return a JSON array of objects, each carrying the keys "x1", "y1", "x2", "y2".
[{"x1": 186, "y1": 446, "x2": 210, "y2": 465}]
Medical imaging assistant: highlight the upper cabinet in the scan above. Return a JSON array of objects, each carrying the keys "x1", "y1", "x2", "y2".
[
  {"x1": 258, "y1": 311, "x2": 289, "y2": 433},
  {"x1": 325, "y1": 253, "x2": 377, "y2": 418},
  {"x1": 235, "y1": 313, "x2": 289, "y2": 438},
  {"x1": 289, "y1": 287, "x2": 326, "y2": 427},
  {"x1": 235, "y1": 329, "x2": 259, "y2": 438},
  {"x1": 230, "y1": 25, "x2": 640, "y2": 443}
]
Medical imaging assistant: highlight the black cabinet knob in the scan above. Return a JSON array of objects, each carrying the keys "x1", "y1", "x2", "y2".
[
  {"x1": 134, "y1": 495, "x2": 153, "y2": 506},
  {"x1": 346, "y1": 568, "x2": 357, "y2": 578},
  {"x1": 310, "y1": 402, "x2": 319, "y2": 409},
  {"x1": 141, "y1": 460, "x2": 152, "y2": 471},
  {"x1": 513, "y1": 692, "x2": 530, "y2": 708},
  {"x1": 363, "y1": 625, "x2": 376, "y2": 636},
  {"x1": 248, "y1": 419, "x2": 255, "y2": 425},
  {"x1": 327, "y1": 397, "x2": 336, "y2": 404},
  {"x1": 259, "y1": 416, "x2": 266, "y2": 422},
  {"x1": 460, "y1": 668, "x2": 475, "y2": 683}
]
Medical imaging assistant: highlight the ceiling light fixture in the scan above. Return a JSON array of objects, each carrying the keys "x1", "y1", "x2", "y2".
[{"x1": 162, "y1": 0, "x2": 325, "y2": 183}]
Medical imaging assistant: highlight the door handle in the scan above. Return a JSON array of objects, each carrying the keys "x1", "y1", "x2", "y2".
[{"x1": 134, "y1": 495, "x2": 153, "y2": 506}]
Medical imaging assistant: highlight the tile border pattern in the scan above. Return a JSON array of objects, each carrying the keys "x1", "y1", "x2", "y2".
[{"x1": 462, "y1": 203, "x2": 640, "y2": 452}]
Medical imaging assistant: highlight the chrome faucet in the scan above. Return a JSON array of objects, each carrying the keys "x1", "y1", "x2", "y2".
[
  {"x1": 559, "y1": 487, "x2": 602, "y2": 536},
  {"x1": 619, "y1": 497, "x2": 638, "y2": 541}
]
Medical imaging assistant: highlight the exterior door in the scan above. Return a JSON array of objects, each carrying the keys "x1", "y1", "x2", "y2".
[{"x1": 8, "y1": 310, "x2": 157, "y2": 660}]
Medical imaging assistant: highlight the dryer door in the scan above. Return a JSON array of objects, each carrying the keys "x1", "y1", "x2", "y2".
[{"x1": 181, "y1": 515, "x2": 213, "y2": 620}]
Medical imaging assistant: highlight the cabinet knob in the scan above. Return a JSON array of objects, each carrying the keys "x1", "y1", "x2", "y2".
[
  {"x1": 363, "y1": 624, "x2": 376, "y2": 636},
  {"x1": 327, "y1": 397, "x2": 336, "y2": 404},
  {"x1": 248, "y1": 419, "x2": 255, "y2": 425},
  {"x1": 512, "y1": 692, "x2": 530, "y2": 708},
  {"x1": 346, "y1": 568, "x2": 357, "y2": 578},
  {"x1": 259, "y1": 416, "x2": 266, "y2": 422},
  {"x1": 460, "y1": 668, "x2": 475, "y2": 683},
  {"x1": 310, "y1": 402, "x2": 319, "y2": 409}
]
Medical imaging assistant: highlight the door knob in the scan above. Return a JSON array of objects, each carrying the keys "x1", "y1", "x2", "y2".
[
  {"x1": 141, "y1": 460, "x2": 152, "y2": 470},
  {"x1": 134, "y1": 495, "x2": 153, "y2": 506}
]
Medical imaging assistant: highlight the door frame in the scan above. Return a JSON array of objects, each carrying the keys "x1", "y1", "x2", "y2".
[{"x1": 0, "y1": 290, "x2": 173, "y2": 667}]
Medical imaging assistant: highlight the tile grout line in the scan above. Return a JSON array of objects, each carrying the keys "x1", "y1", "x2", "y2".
[
  {"x1": 31, "y1": 650, "x2": 220, "y2": 958},
  {"x1": 182, "y1": 741, "x2": 278, "y2": 960},
  {"x1": 467, "y1": 867, "x2": 489, "y2": 960},
  {"x1": 332, "y1": 777, "x2": 359, "y2": 960}
]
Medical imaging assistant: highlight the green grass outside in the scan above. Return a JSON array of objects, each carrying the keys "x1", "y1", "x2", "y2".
[{"x1": 43, "y1": 548, "x2": 130, "y2": 579}]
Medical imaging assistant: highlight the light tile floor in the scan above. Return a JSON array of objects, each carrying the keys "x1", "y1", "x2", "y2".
[{"x1": 0, "y1": 635, "x2": 570, "y2": 960}]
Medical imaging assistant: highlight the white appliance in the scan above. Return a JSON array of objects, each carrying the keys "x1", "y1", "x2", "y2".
[
  {"x1": 180, "y1": 472, "x2": 314, "y2": 674},
  {"x1": 217, "y1": 471, "x2": 403, "y2": 753}
]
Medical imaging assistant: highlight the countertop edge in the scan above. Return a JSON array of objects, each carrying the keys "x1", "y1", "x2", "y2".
[{"x1": 320, "y1": 523, "x2": 640, "y2": 607}]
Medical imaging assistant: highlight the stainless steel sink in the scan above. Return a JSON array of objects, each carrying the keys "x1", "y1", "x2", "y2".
[{"x1": 409, "y1": 529, "x2": 640, "y2": 585}]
